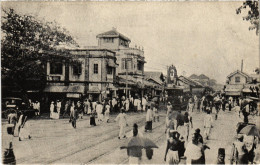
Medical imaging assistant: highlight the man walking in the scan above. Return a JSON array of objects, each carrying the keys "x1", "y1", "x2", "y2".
[
  {"x1": 204, "y1": 111, "x2": 213, "y2": 140},
  {"x1": 115, "y1": 109, "x2": 128, "y2": 139}
]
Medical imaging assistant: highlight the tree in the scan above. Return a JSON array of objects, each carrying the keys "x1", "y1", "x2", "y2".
[
  {"x1": 1, "y1": 8, "x2": 78, "y2": 95},
  {"x1": 236, "y1": 0, "x2": 259, "y2": 35}
]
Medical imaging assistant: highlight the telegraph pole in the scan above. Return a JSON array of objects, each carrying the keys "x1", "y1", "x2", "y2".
[{"x1": 125, "y1": 54, "x2": 128, "y2": 99}]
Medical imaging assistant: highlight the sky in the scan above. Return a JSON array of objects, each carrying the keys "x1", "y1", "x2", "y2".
[{"x1": 2, "y1": 1, "x2": 259, "y2": 84}]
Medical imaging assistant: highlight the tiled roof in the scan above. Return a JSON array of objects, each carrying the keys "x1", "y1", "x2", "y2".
[
  {"x1": 178, "y1": 76, "x2": 204, "y2": 87},
  {"x1": 96, "y1": 29, "x2": 131, "y2": 42},
  {"x1": 144, "y1": 71, "x2": 164, "y2": 85}
]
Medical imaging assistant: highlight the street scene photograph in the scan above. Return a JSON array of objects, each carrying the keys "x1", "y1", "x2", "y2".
[{"x1": 1, "y1": 1, "x2": 260, "y2": 164}]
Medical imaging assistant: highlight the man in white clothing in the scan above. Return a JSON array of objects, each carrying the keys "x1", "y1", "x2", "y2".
[
  {"x1": 142, "y1": 97, "x2": 147, "y2": 112},
  {"x1": 115, "y1": 109, "x2": 128, "y2": 139},
  {"x1": 204, "y1": 110, "x2": 213, "y2": 140}
]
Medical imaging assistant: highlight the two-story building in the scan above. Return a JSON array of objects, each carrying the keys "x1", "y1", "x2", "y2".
[
  {"x1": 95, "y1": 28, "x2": 149, "y2": 97},
  {"x1": 225, "y1": 70, "x2": 251, "y2": 97},
  {"x1": 43, "y1": 48, "x2": 117, "y2": 104}
]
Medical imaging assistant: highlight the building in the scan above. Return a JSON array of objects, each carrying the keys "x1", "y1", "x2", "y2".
[
  {"x1": 225, "y1": 70, "x2": 252, "y2": 97},
  {"x1": 44, "y1": 48, "x2": 117, "y2": 103},
  {"x1": 178, "y1": 75, "x2": 205, "y2": 97},
  {"x1": 144, "y1": 71, "x2": 164, "y2": 97},
  {"x1": 189, "y1": 74, "x2": 210, "y2": 86},
  {"x1": 95, "y1": 28, "x2": 150, "y2": 98}
]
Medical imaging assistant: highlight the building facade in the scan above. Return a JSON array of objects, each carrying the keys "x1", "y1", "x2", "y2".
[{"x1": 44, "y1": 48, "x2": 117, "y2": 103}]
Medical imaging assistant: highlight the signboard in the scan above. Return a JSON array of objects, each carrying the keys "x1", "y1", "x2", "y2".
[{"x1": 67, "y1": 93, "x2": 81, "y2": 98}]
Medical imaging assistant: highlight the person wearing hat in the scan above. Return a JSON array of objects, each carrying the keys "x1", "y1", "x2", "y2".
[{"x1": 115, "y1": 108, "x2": 128, "y2": 139}]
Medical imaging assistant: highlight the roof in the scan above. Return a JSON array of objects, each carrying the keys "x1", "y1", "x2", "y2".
[
  {"x1": 227, "y1": 70, "x2": 250, "y2": 79},
  {"x1": 144, "y1": 72, "x2": 164, "y2": 85},
  {"x1": 189, "y1": 74, "x2": 199, "y2": 79},
  {"x1": 178, "y1": 76, "x2": 204, "y2": 87},
  {"x1": 96, "y1": 29, "x2": 131, "y2": 42},
  {"x1": 198, "y1": 74, "x2": 209, "y2": 80}
]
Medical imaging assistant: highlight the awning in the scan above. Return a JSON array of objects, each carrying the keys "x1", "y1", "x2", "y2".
[
  {"x1": 225, "y1": 91, "x2": 241, "y2": 96},
  {"x1": 242, "y1": 88, "x2": 252, "y2": 93},
  {"x1": 44, "y1": 86, "x2": 68, "y2": 93},
  {"x1": 44, "y1": 85, "x2": 85, "y2": 93},
  {"x1": 67, "y1": 86, "x2": 85, "y2": 93},
  {"x1": 107, "y1": 59, "x2": 118, "y2": 68}
]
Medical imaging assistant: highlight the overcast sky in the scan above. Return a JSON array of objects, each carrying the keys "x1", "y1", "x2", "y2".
[{"x1": 2, "y1": 1, "x2": 259, "y2": 84}]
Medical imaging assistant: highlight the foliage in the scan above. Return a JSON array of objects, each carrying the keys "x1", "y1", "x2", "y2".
[
  {"x1": 236, "y1": 0, "x2": 259, "y2": 35},
  {"x1": 1, "y1": 8, "x2": 78, "y2": 92}
]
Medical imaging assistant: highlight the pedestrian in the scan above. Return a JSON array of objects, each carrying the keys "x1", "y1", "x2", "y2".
[
  {"x1": 183, "y1": 112, "x2": 193, "y2": 142},
  {"x1": 127, "y1": 123, "x2": 142, "y2": 164},
  {"x1": 204, "y1": 110, "x2": 213, "y2": 140},
  {"x1": 125, "y1": 98, "x2": 130, "y2": 112},
  {"x1": 242, "y1": 104, "x2": 250, "y2": 123},
  {"x1": 7, "y1": 110, "x2": 17, "y2": 136},
  {"x1": 142, "y1": 96, "x2": 147, "y2": 112},
  {"x1": 112, "y1": 97, "x2": 117, "y2": 113},
  {"x1": 115, "y1": 109, "x2": 128, "y2": 139},
  {"x1": 50, "y1": 101, "x2": 55, "y2": 119},
  {"x1": 76, "y1": 101, "x2": 84, "y2": 119},
  {"x1": 137, "y1": 98, "x2": 142, "y2": 112},
  {"x1": 167, "y1": 102, "x2": 172, "y2": 115},
  {"x1": 104, "y1": 102, "x2": 110, "y2": 123},
  {"x1": 90, "y1": 103, "x2": 96, "y2": 126},
  {"x1": 145, "y1": 105, "x2": 153, "y2": 132},
  {"x1": 62, "y1": 100, "x2": 70, "y2": 118},
  {"x1": 34, "y1": 101, "x2": 40, "y2": 116},
  {"x1": 153, "y1": 104, "x2": 159, "y2": 122},
  {"x1": 17, "y1": 112, "x2": 32, "y2": 141},
  {"x1": 228, "y1": 99, "x2": 232, "y2": 111},
  {"x1": 70, "y1": 102, "x2": 78, "y2": 129},
  {"x1": 185, "y1": 133, "x2": 209, "y2": 164},
  {"x1": 164, "y1": 130, "x2": 181, "y2": 165},
  {"x1": 96, "y1": 102, "x2": 104, "y2": 122},
  {"x1": 230, "y1": 134, "x2": 248, "y2": 164},
  {"x1": 69, "y1": 102, "x2": 75, "y2": 122},
  {"x1": 216, "y1": 148, "x2": 225, "y2": 164},
  {"x1": 194, "y1": 128, "x2": 203, "y2": 144},
  {"x1": 2, "y1": 141, "x2": 16, "y2": 164},
  {"x1": 56, "y1": 100, "x2": 62, "y2": 116}
]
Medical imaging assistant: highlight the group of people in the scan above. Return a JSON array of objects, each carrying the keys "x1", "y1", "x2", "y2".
[{"x1": 7, "y1": 110, "x2": 31, "y2": 141}]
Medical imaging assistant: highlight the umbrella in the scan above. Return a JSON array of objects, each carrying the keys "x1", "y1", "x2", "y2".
[
  {"x1": 120, "y1": 136, "x2": 158, "y2": 149},
  {"x1": 240, "y1": 125, "x2": 260, "y2": 138}
]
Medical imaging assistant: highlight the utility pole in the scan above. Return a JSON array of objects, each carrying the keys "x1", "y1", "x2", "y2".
[
  {"x1": 241, "y1": 59, "x2": 243, "y2": 72},
  {"x1": 125, "y1": 54, "x2": 128, "y2": 99}
]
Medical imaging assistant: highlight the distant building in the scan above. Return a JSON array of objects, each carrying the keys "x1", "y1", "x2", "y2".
[
  {"x1": 225, "y1": 70, "x2": 252, "y2": 97},
  {"x1": 189, "y1": 74, "x2": 210, "y2": 86}
]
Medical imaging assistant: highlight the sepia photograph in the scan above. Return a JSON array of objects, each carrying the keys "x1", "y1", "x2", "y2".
[{"x1": 1, "y1": 1, "x2": 259, "y2": 164}]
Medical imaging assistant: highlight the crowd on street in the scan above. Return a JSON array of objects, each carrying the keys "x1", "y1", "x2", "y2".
[{"x1": 3, "y1": 92, "x2": 260, "y2": 164}]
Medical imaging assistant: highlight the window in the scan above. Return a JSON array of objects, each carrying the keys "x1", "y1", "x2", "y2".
[
  {"x1": 121, "y1": 58, "x2": 132, "y2": 70},
  {"x1": 104, "y1": 38, "x2": 114, "y2": 43},
  {"x1": 235, "y1": 76, "x2": 240, "y2": 83},
  {"x1": 137, "y1": 62, "x2": 143, "y2": 71},
  {"x1": 107, "y1": 67, "x2": 113, "y2": 75},
  {"x1": 50, "y1": 62, "x2": 63, "y2": 74},
  {"x1": 94, "y1": 64, "x2": 98, "y2": 74},
  {"x1": 73, "y1": 63, "x2": 82, "y2": 75}
]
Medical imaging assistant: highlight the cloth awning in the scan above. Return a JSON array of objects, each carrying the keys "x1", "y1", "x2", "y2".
[
  {"x1": 44, "y1": 85, "x2": 85, "y2": 93},
  {"x1": 107, "y1": 59, "x2": 118, "y2": 68}
]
